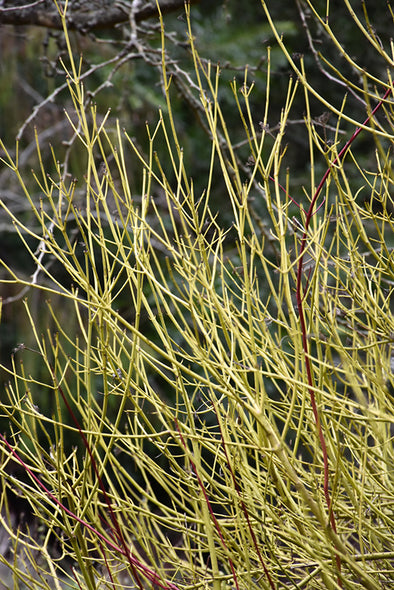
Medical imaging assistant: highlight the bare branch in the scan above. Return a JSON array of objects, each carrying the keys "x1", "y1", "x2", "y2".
[
  {"x1": 0, "y1": 0, "x2": 200, "y2": 31},
  {"x1": 0, "y1": 0, "x2": 45, "y2": 12}
]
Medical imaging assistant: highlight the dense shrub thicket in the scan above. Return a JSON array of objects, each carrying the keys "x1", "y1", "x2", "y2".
[{"x1": 0, "y1": 2, "x2": 393, "y2": 589}]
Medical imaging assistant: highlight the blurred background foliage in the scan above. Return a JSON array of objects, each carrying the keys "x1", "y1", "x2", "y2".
[{"x1": 0, "y1": 0, "x2": 393, "y2": 433}]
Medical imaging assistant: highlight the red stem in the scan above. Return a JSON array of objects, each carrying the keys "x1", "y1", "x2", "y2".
[
  {"x1": 175, "y1": 418, "x2": 240, "y2": 590},
  {"x1": 53, "y1": 377, "x2": 145, "y2": 590},
  {"x1": 0, "y1": 426, "x2": 180, "y2": 590},
  {"x1": 296, "y1": 84, "x2": 393, "y2": 579},
  {"x1": 211, "y1": 401, "x2": 276, "y2": 590}
]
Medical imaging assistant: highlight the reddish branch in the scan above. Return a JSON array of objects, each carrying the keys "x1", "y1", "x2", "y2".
[
  {"x1": 211, "y1": 401, "x2": 276, "y2": 590},
  {"x1": 0, "y1": 376, "x2": 182, "y2": 590},
  {"x1": 295, "y1": 83, "x2": 393, "y2": 581},
  {"x1": 175, "y1": 419, "x2": 241, "y2": 590}
]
